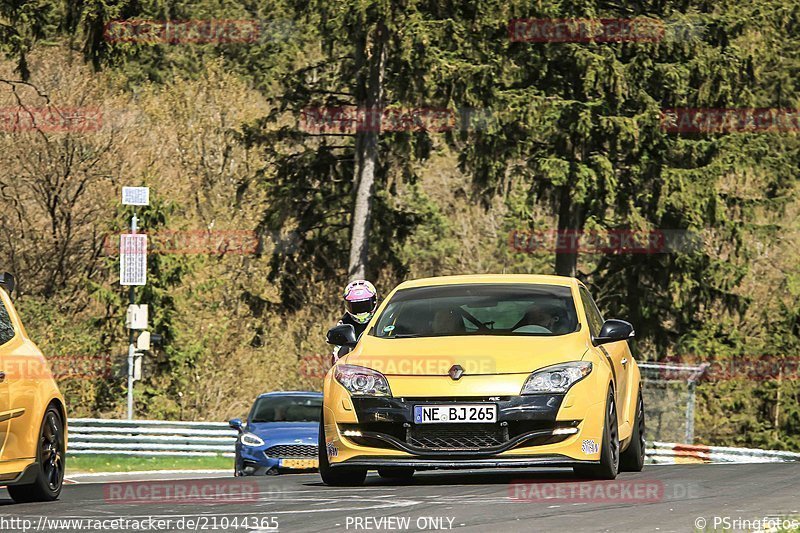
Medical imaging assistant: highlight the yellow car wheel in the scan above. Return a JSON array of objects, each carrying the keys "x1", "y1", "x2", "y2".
[
  {"x1": 8, "y1": 406, "x2": 65, "y2": 503},
  {"x1": 620, "y1": 391, "x2": 646, "y2": 472},
  {"x1": 318, "y1": 418, "x2": 366, "y2": 486},
  {"x1": 574, "y1": 389, "x2": 619, "y2": 480}
]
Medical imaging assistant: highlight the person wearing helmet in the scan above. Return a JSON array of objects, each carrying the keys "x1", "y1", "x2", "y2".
[{"x1": 332, "y1": 280, "x2": 378, "y2": 361}]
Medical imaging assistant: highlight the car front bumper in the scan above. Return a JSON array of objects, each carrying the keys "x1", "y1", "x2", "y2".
[
  {"x1": 237, "y1": 446, "x2": 319, "y2": 474},
  {"x1": 323, "y1": 375, "x2": 608, "y2": 468}
]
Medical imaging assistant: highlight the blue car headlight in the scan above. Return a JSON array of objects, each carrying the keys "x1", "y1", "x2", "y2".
[
  {"x1": 240, "y1": 432, "x2": 265, "y2": 447},
  {"x1": 521, "y1": 361, "x2": 592, "y2": 394}
]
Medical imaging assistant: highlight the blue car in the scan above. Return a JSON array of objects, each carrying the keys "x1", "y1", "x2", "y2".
[{"x1": 229, "y1": 391, "x2": 322, "y2": 476}]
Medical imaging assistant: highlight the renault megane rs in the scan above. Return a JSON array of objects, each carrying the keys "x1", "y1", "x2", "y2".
[
  {"x1": 319, "y1": 274, "x2": 644, "y2": 485},
  {"x1": 0, "y1": 273, "x2": 67, "y2": 502}
]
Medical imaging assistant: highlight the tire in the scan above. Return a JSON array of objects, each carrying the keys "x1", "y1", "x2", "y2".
[
  {"x1": 574, "y1": 389, "x2": 619, "y2": 480},
  {"x1": 377, "y1": 467, "x2": 414, "y2": 481},
  {"x1": 234, "y1": 455, "x2": 244, "y2": 477},
  {"x1": 318, "y1": 417, "x2": 366, "y2": 486},
  {"x1": 8, "y1": 406, "x2": 65, "y2": 503},
  {"x1": 620, "y1": 391, "x2": 646, "y2": 472}
]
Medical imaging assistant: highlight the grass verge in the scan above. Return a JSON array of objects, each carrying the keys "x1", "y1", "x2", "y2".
[{"x1": 66, "y1": 454, "x2": 233, "y2": 474}]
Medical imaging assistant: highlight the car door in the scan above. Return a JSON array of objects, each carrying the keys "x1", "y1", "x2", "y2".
[
  {"x1": 0, "y1": 289, "x2": 16, "y2": 457},
  {"x1": 579, "y1": 287, "x2": 631, "y2": 431}
]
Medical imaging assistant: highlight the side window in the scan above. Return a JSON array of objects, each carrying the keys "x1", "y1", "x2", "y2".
[
  {"x1": 579, "y1": 287, "x2": 604, "y2": 337},
  {"x1": 0, "y1": 297, "x2": 15, "y2": 345}
]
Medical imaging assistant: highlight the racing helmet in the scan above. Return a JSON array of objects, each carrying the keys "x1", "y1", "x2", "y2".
[{"x1": 343, "y1": 280, "x2": 378, "y2": 324}]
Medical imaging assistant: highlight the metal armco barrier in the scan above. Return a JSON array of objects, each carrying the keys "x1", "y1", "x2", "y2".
[
  {"x1": 66, "y1": 418, "x2": 800, "y2": 464},
  {"x1": 646, "y1": 442, "x2": 800, "y2": 464},
  {"x1": 67, "y1": 418, "x2": 237, "y2": 457}
]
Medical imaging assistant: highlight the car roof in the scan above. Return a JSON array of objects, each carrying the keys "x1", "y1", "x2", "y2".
[
  {"x1": 256, "y1": 390, "x2": 322, "y2": 399},
  {"x1": 393, "y1": 274, "x2": 580, "y2": 291}
]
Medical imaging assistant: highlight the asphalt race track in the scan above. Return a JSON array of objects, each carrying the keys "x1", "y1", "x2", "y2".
[{"x1": 1, "y1": 464, "x2": 798, "y2": 532}]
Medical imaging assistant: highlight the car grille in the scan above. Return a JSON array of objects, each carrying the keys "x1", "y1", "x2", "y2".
[
  {"x1": 264, "y1": 444, "x2": 318, "y2": 459},
  {"x1": 407, "y1": 424, "x2": 507, "y2": 450},
  {"x1": 340, "y1": 420, "x2": 579, "y2": 453}
]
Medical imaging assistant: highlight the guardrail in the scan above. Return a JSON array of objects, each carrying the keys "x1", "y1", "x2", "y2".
[
  {"x1": 67, "y1": 418, "x2": 236, "y2": 457},
  {"x1": 646, "y1": 442, "x2": 800, "y2": 464},
  {"x1": 66, "y1": 418, "x2": 800, "y2": 464}
]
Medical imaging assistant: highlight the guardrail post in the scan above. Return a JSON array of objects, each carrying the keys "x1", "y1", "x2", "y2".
[
  {"x1": 684, "y1": 363, "x2": 709, "y2": 444},
  {"x1": 685, "y1": 380, "x2": 696, "y2": 444}
]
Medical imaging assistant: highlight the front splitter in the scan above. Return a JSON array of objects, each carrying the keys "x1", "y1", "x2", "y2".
[{"x1": 331, "y1": 455, "x2": 598, "y2": 470}]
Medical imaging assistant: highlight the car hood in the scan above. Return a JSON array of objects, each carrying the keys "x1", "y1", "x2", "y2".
[
  {"x1": 245, "y1": 422, "x2": 318, "y2": 443},
  {"x1": 344, "y1": 333, "x2": 590, "y2": 375}
]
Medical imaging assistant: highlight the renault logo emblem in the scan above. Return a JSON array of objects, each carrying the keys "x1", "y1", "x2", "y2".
[{"x1": 449, "y1": 365, "x2": 464, "y2": 380}]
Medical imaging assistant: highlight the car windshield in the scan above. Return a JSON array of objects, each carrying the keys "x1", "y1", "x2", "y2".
[
  {"x1": 371, "y1": 283, "x2": 579, "y2": 338},
  {"x1": 249, "y1": 395, "x2": 322, "y2": 423}
]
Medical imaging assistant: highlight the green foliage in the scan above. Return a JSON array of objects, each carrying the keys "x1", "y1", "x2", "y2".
[{"x1": 0, "y1": 0, "x2": 57, "y2": 79}]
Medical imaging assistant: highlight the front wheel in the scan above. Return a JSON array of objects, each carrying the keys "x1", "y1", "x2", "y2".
[
  {"x1": 234, "y1": 454, "x2": 245, "y2": 477},
  {"x1": 620, "y1": 391, "x2": 646, "y2": 472},
  {"x1": 8, "y1": 406, "x2": 65, "y2": 503},
  {"x1": 574, "y1": 389, "x2": 619, "y2": 480},
  {"x1": 318, "y1": 417, "x2": 366, "y2": 486}
]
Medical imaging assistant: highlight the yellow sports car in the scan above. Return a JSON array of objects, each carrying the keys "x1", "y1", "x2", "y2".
[
  {"x1": 319, "y1": 274, "x2": 643, "y2": 485},
  {"x1": 0, "y1": 273, "x2": 67, "y2": 502}
]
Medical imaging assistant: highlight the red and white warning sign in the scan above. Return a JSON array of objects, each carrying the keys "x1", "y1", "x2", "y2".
[{"x1": 120, "y1": 234, "x2": 147, "y2": 286}]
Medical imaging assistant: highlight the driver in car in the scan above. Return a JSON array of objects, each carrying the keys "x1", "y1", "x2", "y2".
[{"x1": 517, "y1": 307, "x2": 560, "y2": 333}]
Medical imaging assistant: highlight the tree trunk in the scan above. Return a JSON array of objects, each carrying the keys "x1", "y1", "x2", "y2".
[
  {"x1": 554, "y1": 185, "x2": 580, "y2": 277},
  {"x1": 347, "y1": 23, "x2": 386, "y2": 280}
]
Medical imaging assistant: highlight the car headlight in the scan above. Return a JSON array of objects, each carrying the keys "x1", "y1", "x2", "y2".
[
  {"x1": 521, "y1": 361, "x2": 592, "y2": 394},
  {"x1": 240, "y1": 432, "x2": 265, "y2": 447},
  {"x1": 334, "y1": 364, "x2": 392, "y2": 397}
]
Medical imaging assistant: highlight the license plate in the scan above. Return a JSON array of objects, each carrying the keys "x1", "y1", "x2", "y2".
[
  {"x1": 279, "y1": 458, "x2": 318, "y2": 469},
  {"x1": 414, "y1": 404, "x2": 497, "y2": 424}
]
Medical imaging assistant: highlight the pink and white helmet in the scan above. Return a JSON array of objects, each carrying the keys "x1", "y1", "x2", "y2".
[{"x1": 343, "y1": 280, "x2": 378, "y2": 324}]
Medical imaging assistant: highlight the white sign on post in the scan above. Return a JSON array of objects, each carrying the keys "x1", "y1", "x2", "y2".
[
  {"x1": 126, "y1": 304, "x2": 148, "y2": 330},
  {"x1": 133, "y1": 354, "x2": 142, "y2": 381},
  {"x1": 122, "y1": 186, "x2": 150, "y2": 206},
  {"x1": 120, "y1": 234, "x2": 147, "y2": 286},
  {"x1": 136, "y1": 330, "x2": 151, "y2": 351}
]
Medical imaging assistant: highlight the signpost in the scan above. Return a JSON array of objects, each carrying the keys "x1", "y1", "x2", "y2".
[{"x1": 121, "y1": 186, "x2": 149, "y2": 419}]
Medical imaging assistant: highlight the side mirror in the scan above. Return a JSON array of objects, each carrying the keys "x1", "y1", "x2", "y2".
[
  {"x1": 593, "y1": 319, "x2": 635, "y2": 346},
  {"x1": 0, "y1": 272, "x2": 15, "y2": 295},
  {"x1": 326, "y1": 324, "x2": 357, "y2": 347},
  {"x1": 228, "y1": 418, "x2": 244, "y2": 432}
]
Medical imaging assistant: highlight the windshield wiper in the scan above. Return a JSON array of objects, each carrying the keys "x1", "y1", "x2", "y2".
[{"x1": 387, "y1": 333, "x2": 423, "y2": 338}]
